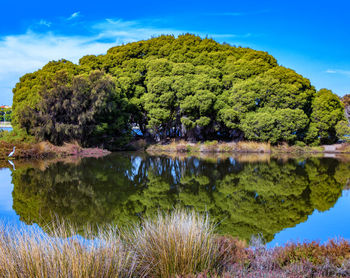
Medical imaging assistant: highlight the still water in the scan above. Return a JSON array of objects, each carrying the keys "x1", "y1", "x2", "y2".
[
  {"x1": 0, "y1": 127, "x2": 12, "y2": 132},
  {"x1": 0, "y1": 152, "x2": 349, "y2": 246}
]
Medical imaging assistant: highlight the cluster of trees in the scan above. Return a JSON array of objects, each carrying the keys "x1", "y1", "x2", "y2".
[
  {"x1": 0, "y1": 107, "x2": 12, "y2": 122},
  {"x1": 12, "y1": 153, "x2": 348, "y2": 242},
  {"x1": 12, "y1": 34, "x2": 348, "y2": 147}
]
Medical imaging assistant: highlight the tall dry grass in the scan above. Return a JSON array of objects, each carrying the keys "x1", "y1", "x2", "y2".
[
  {"x1": 0, "y1": 223, "x2": 138, "y2": 278},
  {"x1": 0, "y1": 211, "x2": 220, "y2": 278},
  {"x1": 128, "y1": 210, "x2": 219, "y2": 277},
  {"x1": 0, "y1": 211, "x2": 349, "y2": 277}
]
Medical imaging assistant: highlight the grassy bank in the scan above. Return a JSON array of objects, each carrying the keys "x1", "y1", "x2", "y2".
[
  {"x1": 0, "y1": 210, "x2": 349, "y2": 278},
  {"x1": 0, "y1": 141, "x2": 110, "y2": 160},
  {"x1": 147, "y1": 140, "x2": 350, "y2": 155}
]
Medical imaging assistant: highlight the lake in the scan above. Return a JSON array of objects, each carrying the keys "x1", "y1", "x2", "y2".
[
  {"x1": 0, "y1": 127, "x2": 12, "y2": 131},
  {"x1": 0, "y1": 152, "x2": 349, "y2": 246}
]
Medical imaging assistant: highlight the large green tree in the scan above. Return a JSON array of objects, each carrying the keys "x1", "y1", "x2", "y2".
[{"x1": 11, "y1": 34, "x2": 345, "y2": 146}]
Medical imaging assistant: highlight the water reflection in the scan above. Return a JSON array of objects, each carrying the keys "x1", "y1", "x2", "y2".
[{"x1": 9, "y1": 153, "x2": 350, "y2": 242}]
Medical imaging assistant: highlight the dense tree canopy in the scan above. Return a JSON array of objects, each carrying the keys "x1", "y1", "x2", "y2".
[
  {"x1": 17, "y1": 70, "x2": 131, "y2": 149},
  {"x1": 12, "y1": 34, "x2": 346, "y2": 147}
]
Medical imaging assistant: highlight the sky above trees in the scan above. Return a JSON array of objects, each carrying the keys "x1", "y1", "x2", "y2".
[{"x1": 0, "y1": 0, "x2": 349, "y2": 104}]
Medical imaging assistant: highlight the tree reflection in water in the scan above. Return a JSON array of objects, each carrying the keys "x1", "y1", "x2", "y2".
[{"x1": 11, "y1": 153, "x2": 350, "y2": 242}]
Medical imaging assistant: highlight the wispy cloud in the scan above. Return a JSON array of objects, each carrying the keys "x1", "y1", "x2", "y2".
[
  {"x1": 326, "y1": 69, "x2": 350, "y2": 77},
  {"x1": 205, "y1": 9, "x2": 270, "y2": 17},
  {"x1": 92, "y1": 18, "x2": 184, "y2": 43},
  {"x1": 39, "y1": 19, "x2": 51, "y2": 27},
  {"x1": 68, "y1": 12, "x2": 80, "y2": 20}
]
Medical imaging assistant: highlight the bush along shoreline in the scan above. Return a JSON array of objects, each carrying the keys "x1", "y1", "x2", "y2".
[
  {"x1": 146, "y1": 140, "x2": 350, "y2": 155},
  {"x1": 2, "y1": 138, "x2": 350, "y2": 161},
  {"x1": 0, "y1": 210, "x2": 349, "y2": 278}
]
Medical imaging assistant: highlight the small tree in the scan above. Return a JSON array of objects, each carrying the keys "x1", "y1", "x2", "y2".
[{"x1": 19, "y1": 70, "x2": 131, "y2": 149}]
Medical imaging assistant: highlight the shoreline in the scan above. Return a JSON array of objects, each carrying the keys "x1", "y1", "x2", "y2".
[
  {"x1": 0, "y1": 141, "x2": 110, "y2": 160},
  {"x1": 2, "y1": 139, "x2": 350, "y2": 161},
  {"x1": 146, "y1": 140, "x2": 350, "y2": 155}
]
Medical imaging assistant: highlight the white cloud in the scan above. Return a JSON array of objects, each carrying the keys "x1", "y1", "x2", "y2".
[
  {"x1": 68, "y1": 12, "x2": 80, "y2": 20},
  {"x1": 0, "y1": 31, "x2": 115, "y2": 78},
  {"x1": 205, "y1": 10, "x2": 270, "y2": 17},
  {"x1": 0, "y1": 30, "x2": 114, "y2": 104},
  {"x1": 39, "y1": 19, "x2": 51, "y2": 27},
  {"x1": 326, "y1": 69, "x2": 350, "y2": 77},
  {"x1": 92, "y1": 18, "x2": 184, "y2": 43}
]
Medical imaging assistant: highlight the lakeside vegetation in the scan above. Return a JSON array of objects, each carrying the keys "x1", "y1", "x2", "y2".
[
  {"x1": 146, "y1": 140, "x2": 350, "y2": 154},
  {"x1": 8, "y1": 34, "x2": 350, "y2": 150},
  {"x1": 0, "y1": 210, "x2": 349, "y2": 277},
  {"x1": 0, "y1": 140, "x2": 110, "y2": 160}
]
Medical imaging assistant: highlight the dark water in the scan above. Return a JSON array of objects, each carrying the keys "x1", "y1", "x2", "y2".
[{"x1": 0, "y1": 152, "x2": 349, "y2": 245}]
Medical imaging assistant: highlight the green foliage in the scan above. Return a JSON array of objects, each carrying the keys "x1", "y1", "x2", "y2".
[
  {"x1": 12, "y1": 60, "x2": 80, "y2": 127},
  {"x1": 0, "y1": 127, "x2": 35, "y2": 143},
  {"x1": 335, "y1": 120, "x2": 350, "y2": 142},
  {"x1": 12, "y1": 35, "x2": 344, "y2": 146},
  {"x1": 241, "y1": 108, "x2": 309, "y2": 144},
  {"x1": 306, "y1": 89, "x2": 345, "y2": 144},
  {"x1": 18, "y1": 70, "x2": 131, "y2": 148}
]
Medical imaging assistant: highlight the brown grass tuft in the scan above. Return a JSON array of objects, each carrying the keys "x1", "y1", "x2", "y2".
[{"x1": 127, "y1": 210, "x2": 220, "y2": 277}]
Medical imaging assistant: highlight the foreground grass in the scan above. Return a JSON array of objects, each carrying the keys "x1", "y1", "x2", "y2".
[{"x1": 0, "y1": 211, "x2": 349, "y2": 277}]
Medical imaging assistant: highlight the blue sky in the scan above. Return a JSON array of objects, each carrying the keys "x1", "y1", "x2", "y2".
[{"x1": 0, "y1": 0, "x2": 349, "y2": 105}]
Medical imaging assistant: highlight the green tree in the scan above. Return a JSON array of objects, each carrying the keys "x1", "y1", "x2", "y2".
[
  {"x1": 306, "y1": 89, "x2": 345, "y2": 144},
  {"x1": 11, "y1": 35, "x2": 342, "y2": 146},
  {"x1": 240, "y1": 108, "x2": 309, "y2": 144},
  {"x1": 18, "y1": 70, "x2": 131, "y2": 148}
]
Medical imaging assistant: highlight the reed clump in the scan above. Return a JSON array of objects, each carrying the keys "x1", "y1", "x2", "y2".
[
  {"x1": 0, "y1": 223, "x2": 138, "y2": 278},
  {"x1": 128, "y1": 210, "x2": 219, "y2": 277}
]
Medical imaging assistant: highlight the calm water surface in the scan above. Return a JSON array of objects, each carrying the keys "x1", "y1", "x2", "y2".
[{"x1": 0, "y1": 152, "x2": 349, "y2": 246}]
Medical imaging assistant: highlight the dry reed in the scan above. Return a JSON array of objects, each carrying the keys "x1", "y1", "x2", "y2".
[
  {"x1": 0, "y1": 222, "x2": 138, "y2": 278},
  {"x1": 127, "y1": 210, "x2": 219, "y2": 277},
  {"x1": 0, "y1": 211, "x2": 349, "y2": 277}
]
